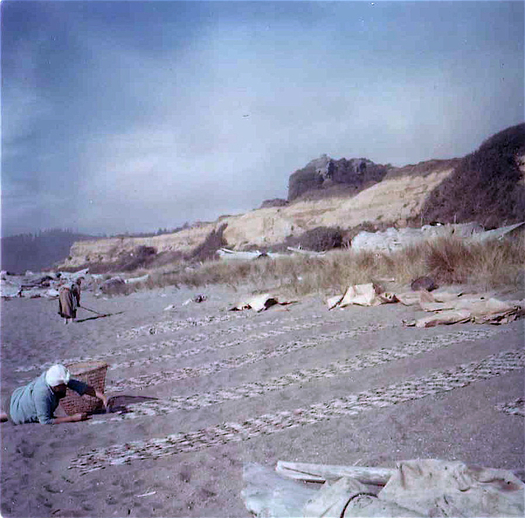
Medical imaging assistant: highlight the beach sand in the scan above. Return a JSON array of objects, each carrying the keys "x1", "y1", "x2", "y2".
[{"x1": 1, "y1": 283, "x2": 523, "y2": 517}]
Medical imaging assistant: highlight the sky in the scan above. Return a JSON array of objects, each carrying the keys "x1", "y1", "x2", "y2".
[{"x1": 1, "y1": 1, "x2": 523, "y2": 237}]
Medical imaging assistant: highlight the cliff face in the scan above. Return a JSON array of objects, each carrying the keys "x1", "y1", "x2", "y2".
[
  {"x1": 60, "y1": 224, "x2": 216, "y2": 268},
  {"x1": 60, "y1": 123, "x2": 525, "y2": 268},
  {"x1": 221, "y1": 160, "x2": 456, "y2": 247},
  {"x1": 60, "y1": 159, "x2": 455, "y2": 267}
]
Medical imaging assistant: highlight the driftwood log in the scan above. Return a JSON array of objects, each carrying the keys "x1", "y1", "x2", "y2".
[
  {"x1": 276, "y1": 461, "x2": 525, "y2": 485},
  {"x1": 276, "y1": 461, "x2": 395, "y2": 486}
]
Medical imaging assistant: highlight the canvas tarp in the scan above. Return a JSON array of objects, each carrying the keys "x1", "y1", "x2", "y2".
[
  {"x1": 328, "y1": 284, "x2": 525, "y2": 327},
  {"x1": 327, "y1": 284, "x2": 455, "y2": 310},
  {"x1": 327, "y1": 283, "x2": 398, "y2": 309},
  {"x1": 287, "y1": 247, "x2": 327, "y2": 257},
  {"x1": 351, "y1": 223, "x2": 485, "y2": 253},
  {"x1": 124, "y1": 274, "x2": 150, "y2": 284},
  {"x1": 242, "y1": 459, "x2": 525, "y2": 518},
  {"x1": 230, "y1": 293, "x2": 296, "y2": 312},
  {"x1": 350, "y1": 222, "x2": 523, "y2": 253},
  {"x1": 470, "y1": 221, "x2": 525, "y2": 242},
  {"x1": 407, "y1": 296, "x2": 525, "y2": 328},
  {"x1": 218, "y1": 248, "x2": 285, "y2": 261},
  {"x1": 374, "y1": 459, "x2": 524, "y2": 518},
  {"x1": 242, "y1": 462, "x2": 318, "y2": 517}
]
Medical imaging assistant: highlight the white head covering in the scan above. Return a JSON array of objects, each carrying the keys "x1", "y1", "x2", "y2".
[{"x1": 45, "y1": 364, "x2": 70, "y2": 387}]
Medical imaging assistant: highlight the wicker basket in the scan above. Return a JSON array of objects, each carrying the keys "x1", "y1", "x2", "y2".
[{"x1": 60, "y1": 361, "x2": 108, "y2": 415}]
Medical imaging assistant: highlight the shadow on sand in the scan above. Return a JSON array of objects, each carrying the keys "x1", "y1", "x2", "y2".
[{"x1": 75, "y1": 311, "x2": 124, "y2": 323}]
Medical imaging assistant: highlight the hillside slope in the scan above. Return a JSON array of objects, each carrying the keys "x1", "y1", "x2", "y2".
[
  {"x1": 59, "y1": 124, "x2": 524, "y2": 269},
  {"x1": 221, "y1": 159, "x2": 457, "y2": 248},
  {"x1": 59, "y1": 159, "x2": 456, "y2": 268},
  {"x1": 59, "y1": 224, "x2": 216, "y2": 269},
  {"x1": 421, "y1": 123, "x2": 525, "y2": 228}
]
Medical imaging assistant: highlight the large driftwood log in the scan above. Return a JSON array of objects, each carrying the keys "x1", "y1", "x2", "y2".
[
  {"x1": 276, "y1": 461, "x2": 395, "y2": 486},
  {"x1": 287, "y1": 247, "x2": 326, "y2": 257}
]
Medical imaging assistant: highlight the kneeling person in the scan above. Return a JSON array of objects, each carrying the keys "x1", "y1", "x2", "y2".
[{"x1": 1, "y1": 364, "x2": 107, "y2": 425}]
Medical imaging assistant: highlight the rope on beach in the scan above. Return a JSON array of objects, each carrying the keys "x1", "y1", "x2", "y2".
[
  {"x1": 107, "y1": 323, "x2": 389, "y2": 391},
  {"x1": 70, "y1": 349, "x2": 525, "y2": 474},
  {"x1": 94, "y1": 328, "x2": 503, "y2": 422}
]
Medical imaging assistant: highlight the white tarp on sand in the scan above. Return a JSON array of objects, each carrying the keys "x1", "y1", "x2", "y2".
[
  {"x1": 230, "y1": 293, "x2": 296, "y2": 312},
  {"x1": 407, "y1": 295, "x2": 525, "y2": 327},
  {"x1": 327, "y1": 283, "x2": 398, "y2": 309},
  {"x1": 243, "y1": 459, "x2": 524, "y2": 517}
]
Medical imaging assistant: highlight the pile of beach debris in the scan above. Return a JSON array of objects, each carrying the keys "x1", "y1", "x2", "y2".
[
  {"x1": 243, "y1": 459, "x2": 525, "y2": 517},
  {"x1": 0, "y1": 269, "x2": 90, "y2": 299},
  {"x1": 0, "y1": 268, "x2": 152, "y2": 300},
  {"x1": 327, "y1": 283, "x2": 525, "y2": 327},
  {"x1": 351, "y1": 222, "x2": 524, "y2": 253}
]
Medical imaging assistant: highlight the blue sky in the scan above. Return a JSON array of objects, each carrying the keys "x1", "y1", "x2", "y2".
[{"x1": 2, "y1": 1, "x2": 523, "y2": 236}]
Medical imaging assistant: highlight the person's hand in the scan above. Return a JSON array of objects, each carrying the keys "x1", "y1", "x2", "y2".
[
  {"x1": 72, "y1": 412, "x2": 90, "y2": 422},
  {"x1": 96, "y1": 391, "x2": 108, "y2": 409}
]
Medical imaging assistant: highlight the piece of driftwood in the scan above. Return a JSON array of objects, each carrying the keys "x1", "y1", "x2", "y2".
[
  {"x1": 218, "y1": 248, "x2": 285, "y2": 261},
  {"x1": 276, "y1": 461, "x2": 395, "y2": 486},
  {"x1": 287, "y1": 246, "x2": 326, "y2": 257}
]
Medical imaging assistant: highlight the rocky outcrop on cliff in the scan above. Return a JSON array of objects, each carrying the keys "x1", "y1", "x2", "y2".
[{"x1": 288, "y1": 154, "x2": 389, "y2": 201}]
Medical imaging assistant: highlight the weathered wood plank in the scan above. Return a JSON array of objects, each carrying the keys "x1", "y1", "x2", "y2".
[{"x1": 276, "y1": 461, "x2": 395, "y2": 485}]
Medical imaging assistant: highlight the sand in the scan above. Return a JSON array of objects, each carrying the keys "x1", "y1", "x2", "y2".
[{"x1": 1, "y1": 283, "x2": 523, "y2": 517}]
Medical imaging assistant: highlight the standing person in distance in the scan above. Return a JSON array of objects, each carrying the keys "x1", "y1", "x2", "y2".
[{"x1": 58, "y1": 277, "x2": 83, "y2": 324}]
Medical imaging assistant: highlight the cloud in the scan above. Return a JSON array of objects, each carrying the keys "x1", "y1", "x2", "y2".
[
  {"x1": 2, "y1": 41, "x2": 55, "y2": 162},
  {"x1": 1, "y1": 1, "x2": 523, "y2": 236}
]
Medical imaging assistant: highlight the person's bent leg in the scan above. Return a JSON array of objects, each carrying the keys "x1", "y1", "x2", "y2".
[{"x1": 0, "y1": 412, "x2": 8, "y2": 422}]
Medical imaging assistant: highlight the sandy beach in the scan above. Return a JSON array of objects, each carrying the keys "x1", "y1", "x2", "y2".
[{"x1": 1, "y1": 283, "x2": 523, "y2": 517}]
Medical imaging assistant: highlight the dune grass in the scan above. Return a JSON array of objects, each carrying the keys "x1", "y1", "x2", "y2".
[{"x1": 100, "y1": 237, "x2": 524, "y2": 297}]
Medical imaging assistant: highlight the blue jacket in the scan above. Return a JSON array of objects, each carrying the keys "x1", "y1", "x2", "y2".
[{"x1": 10, "y1": 372, "x2": 88, "y2": 424}]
